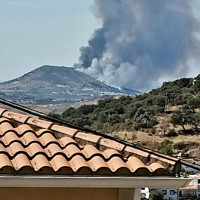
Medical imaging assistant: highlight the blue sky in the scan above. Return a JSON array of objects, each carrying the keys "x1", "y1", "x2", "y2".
[{"x1": 0, "y1": 0, "x2": 101, "y2": 81}]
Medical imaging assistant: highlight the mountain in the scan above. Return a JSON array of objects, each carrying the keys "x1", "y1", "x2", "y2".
[{"x1": 0, "y1": 65, "x2": 139, "y2": 104}]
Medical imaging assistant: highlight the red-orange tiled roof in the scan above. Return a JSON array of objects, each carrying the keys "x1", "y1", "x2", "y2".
[{"x1": 0, "y1": 107, "x2": 178, "y2": 176}]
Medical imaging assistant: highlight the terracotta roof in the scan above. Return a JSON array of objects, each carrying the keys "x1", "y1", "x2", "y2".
[{"x1": 0, "y1": 107, "x2": 178, "y2": 176}]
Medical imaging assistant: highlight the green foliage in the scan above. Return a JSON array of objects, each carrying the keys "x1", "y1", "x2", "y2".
[
  {"x1": 191, "y1": 195, "x2": 199, "y2": 200},
  {"x1": 171, "y1": 107, "x2": 192, "y2": 131},
  {"x1": 162, "y1": 77, "x2": 193, "y2": 89},
  {"x1": 49, "y1": 113, "x2": 61, "y2": 119},
  {"x1": 167, "y1": 129, "x2": 178, "y2": 137},
  {"x1": 150, "y1": 190, "x2": 164, "y2": 200},
  {"x1": 187, "y1": 96, "x2": 200, "y2": 110},
  {"x1": 133, "y1": 108, "x2": 157, "y2": 129},
  {"x1": 157, "y1": 140, "x2": 174, "y2": 155},
  {"x1": 171, "y1": 105, "x2": 200, "y2": 132},
  {"x1": 193, "y1": 74, "x2": 200, "y2": 92},
  {"x1": 52, "y1": 75, "x2": 200, "y2": 134}
]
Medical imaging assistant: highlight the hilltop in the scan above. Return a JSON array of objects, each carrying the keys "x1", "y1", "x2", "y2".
[
  {"x1": 53, "y1": 75, "x2": 200, "y2": 133},
  {"x1": 0, "y1": 65, "x2": 139, "y2": 104}
]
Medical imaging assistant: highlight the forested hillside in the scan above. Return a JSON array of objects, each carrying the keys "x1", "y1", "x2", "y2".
[{"x1": 51, "y1": 75, "x2": 200, "y2": 135}]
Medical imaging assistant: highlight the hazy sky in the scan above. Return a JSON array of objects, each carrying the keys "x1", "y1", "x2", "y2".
[
  {"x1": 0, "y1": 0, "x2": 101, "y2": 82},
  {"x1": 1, "y1": 0, "x2": 200, "y2": 88}
]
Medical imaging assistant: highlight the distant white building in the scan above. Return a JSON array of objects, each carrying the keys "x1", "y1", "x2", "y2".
[
  {"x1": 160, "y1": 174, "x2": 200, "y2": 200},
  {"x1": 178, "y1": 184, "x2": 198, "y2": 200},
  {"x1": 141, "y1": 187, "x2": 150, "y2": 199}
]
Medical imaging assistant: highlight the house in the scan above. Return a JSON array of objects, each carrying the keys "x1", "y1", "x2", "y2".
[
  {"x1": 0, "y1": 104, "x2": 192, "y2": 200},
  {"x1": 156, "y1": 175, "x2": 200, "y2": 200},
  {"x1": 179, "y1": 185, "x2": 198, "y2": 200},
  {"x1": 157, "y1": 186, "x2": 198, "y2": 200}
]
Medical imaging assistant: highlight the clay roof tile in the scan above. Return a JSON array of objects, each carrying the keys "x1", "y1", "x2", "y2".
[
  {"x1": 31, "y1": 154, "x2": 51, "y2": 172},
  {"x1": 75, "y1": 132, "x2": 101, "y2": 145},
  {"x1": 45, "y1": 143, "x2": 62, "y2": 158},
  {"x1": 82, "y1": 145, "x2": 100, "y2": 159},
  {"x1": 0, "y1": 120, "x2": 15, "y2": 136},
  {"x1": 69, "y1": 155, "x2": 90, "y2": 173},
  {"x1": 39, "y1": 133, "x2": 57, "y2": 146},
  {"x1": 63, "y1": 144, "x2": 81, "y2": 159},
  {"x1": 2, "y1": 132, "x2": 19, "y2": 145},
  {"x1": 107, "y1": 157, "x2": 128, "y2": 172},
  {"x1": 27, "y1": 143, "x2": 45, "y2": 157},
  {"x1": 0, "y1": 154, "x2": 13, "y2": 169},
  {"x1": 3, "y1": 111, "x2": 29, "y2": 124},
  {"x1": 89, "y1": 156, "x2": 109, "y2": 173},
  {"x1": 58, "y1": 136, "x2": 77, "y2": 148},
  {"x1": 7, "y1": 142, "x2": 26, "y2": 156},
  {"x1": 12, "y1": 154, "x2": 32, "y2": 170},
  {"x1": 103, "y1": 149, "x2": 121, "y2": 160},
  {"x1": 22, "y1": 132, "x2": 38, "y2": 145},
  {"x1": 27, "y1": 117, "x2": 52, "y2": 129},
  {"x1": 100, "y1": 138, "x2": 125, "y2": 152},
  {"x1": 16, "y1": 124, "x2": 34, "y2": 135},
  {"x1": 50, "y1": 155, "x2": 71, "y2": 172},
  {"x1": 50, "y1": 124, "x2": 77, "y2": 137},
  {"x1": 0, "y1": 108, "x2": 7, "y2": 116}
]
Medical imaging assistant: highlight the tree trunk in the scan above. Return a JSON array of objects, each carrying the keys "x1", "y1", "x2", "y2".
[{"x1": 181, "y1": 124, "x2": 186, "y2": 131}]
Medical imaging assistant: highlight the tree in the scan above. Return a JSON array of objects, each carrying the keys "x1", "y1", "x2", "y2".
[
  {"x1": 150, "y1": 190, "x2": 164, "y2": 200},
  {"x1": 193, "y1": 74, "x2": 200, "y2": 92},
  {"x1": 192, "y1": 112, "x2": 200, "y2": 132},
  {"x1": 171, "y1": 109, "x2": 185, "y2": 130},
  {"x1": 171, "y1": 106, "x2": 195, "y2": 131},
  {"x1": 133, "y1": 108, "x2": 157, "y2": 129},
  {"x1": 187, "y1": 96, "x2": 200, "y2": 111}
]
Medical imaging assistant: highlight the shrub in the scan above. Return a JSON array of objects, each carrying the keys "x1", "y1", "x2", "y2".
[
  {"x1": 166, "y1": 129, "x2": 178, "y2": 137},
  {"x1": 157, "y1": 140, "x2": 174, "y2": 155}
]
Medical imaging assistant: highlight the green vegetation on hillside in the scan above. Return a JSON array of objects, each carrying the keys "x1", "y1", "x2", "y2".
[{"x1": 51, "y1": 75, "x2": 200, "y2": 134}]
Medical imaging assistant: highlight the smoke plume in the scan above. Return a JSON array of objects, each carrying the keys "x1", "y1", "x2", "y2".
[{"x1": 76, "y1": 0, "x2": 200, "y2": 91}]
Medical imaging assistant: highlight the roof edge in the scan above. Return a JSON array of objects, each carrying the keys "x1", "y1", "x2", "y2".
[{"x1": 0, "y1": 176, "x2": 192, "y2": 189}]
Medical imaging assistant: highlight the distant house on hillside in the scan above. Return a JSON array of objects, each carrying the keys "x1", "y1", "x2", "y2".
[
  {"x1": 152, "y1": 174, "x2": 200, "y2": 200},
  {"x1": 0, "y1": 106, "x2": 192, "y2": 200}
]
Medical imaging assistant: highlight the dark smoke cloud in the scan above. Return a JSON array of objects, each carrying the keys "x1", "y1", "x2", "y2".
[
  {"x1": 79, "y1": 28, "x2": 106, "y2": 68},
  {"x1": 76, "y1": 0, "x2": 200, "y2": 91}
]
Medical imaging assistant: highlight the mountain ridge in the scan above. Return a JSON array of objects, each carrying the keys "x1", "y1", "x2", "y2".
[{"x1": 0, "y1": 65, "x2": 139, "y2": 104}]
